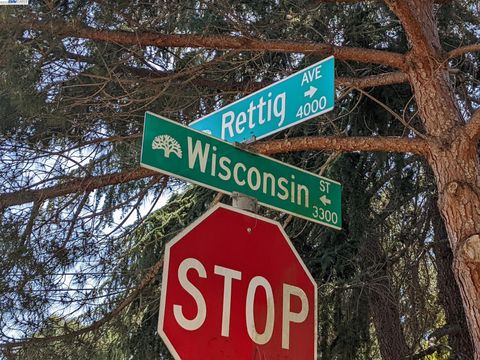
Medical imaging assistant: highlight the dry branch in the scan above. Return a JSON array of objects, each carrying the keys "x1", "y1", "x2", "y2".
[
  {"x1": 337, "y1": 72, "x2": 408, "y2": 88},
  {"x1": 0, "y1": 135, "x2": 428, "y2": 209},
  {"x1": 250, "y1": 135, "x2": 429, "y2": 155},
  {"x1": 0, "y1": 168, "x2": 161, "y2": 209},
  {"x1": 129, "y1": 65, "x2": 408, "y2": 91},
  {"x1": 410, "y1": 344, "x2": 447, "y2": 360},
  {"x1": 5, "y1": 18, "x2": 406, "y2": 69},
  {"x1": 448, "y1": 43, "x2": 480, "y2": 59},
  {"x1": 465, "y1": 109, "x2": 480, "y2": 142}
]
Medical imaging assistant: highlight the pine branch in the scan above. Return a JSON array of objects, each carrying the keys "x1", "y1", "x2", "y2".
[
  {"x1": 410, "y1": 344, "x2": 447, "y2": 359},
  {"x1": 126, "y1": 65, "x2": 408, "y2": 90},
  {"x1": 448, "y1": 43, "x2": 480, "y2": 59},
  {"x1": 0, "y1": 168, "x2": 161, "y2": 209},
  {"x1": 384, "y1": 0, "x2": 439, "y2": 57},
  {"x1": 0, "y1": 135, "x2": 429, "y2": 209},
  {"x1": 6, "y1": 18, "x2": 406, "y2": 69},
  {"x1": 60, "y1": 44, "x2": 409, "y2": 89},
  {"x1": 134, "y1": 67, "x2": 408, "y2": 91},
  {"x1": 428, "y1": 324, "x2": 461, "y2": 340},
  {"x1": 138, "y1": 67, "x2": 408, "y2": 90},
  {"x1": 337, "y1": 72, "x2": 408, "y2": 88},
  {"x1": 464, "y1": 109, "x2": 480, "y2": 142},
  {"x1": 250, "y1": 135, "x2": 429, "y2": 156},
  {"x1": 0, "y1": 258, "x2": 164, "y2": 349}
]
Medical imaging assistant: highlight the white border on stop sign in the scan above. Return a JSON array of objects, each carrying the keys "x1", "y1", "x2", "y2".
[{"x1": 157, "y1": 203, "x2": 318, "y2": 359}]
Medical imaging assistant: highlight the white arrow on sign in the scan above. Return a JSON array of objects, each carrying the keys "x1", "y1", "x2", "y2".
[
  {"x1": 320, "y1": 195, "x2": 331, "y2": 206},
  {"x1": 304, "y1": 86, "x2": 318, "y2": 98}
]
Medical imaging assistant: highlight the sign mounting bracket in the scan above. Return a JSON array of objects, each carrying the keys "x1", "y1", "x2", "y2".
[{"x1": 231, "y1": 192, "x2": 258, "y2": 213}]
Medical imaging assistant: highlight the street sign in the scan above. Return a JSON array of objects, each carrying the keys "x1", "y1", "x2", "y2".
[
  {"x1": 141, "y1": 111, "x2": 342, "y2": 229},
  {"x1": 189, "y1": 56, "x2": 334, "y2": 143},
  {"x1": 158, "y1": 204, "x2": 317, "y2": 359}
]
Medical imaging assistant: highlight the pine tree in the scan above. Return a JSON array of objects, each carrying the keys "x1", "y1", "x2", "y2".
[{"x1": 0, "y1": 1, "x2": 479, "y2": 359}]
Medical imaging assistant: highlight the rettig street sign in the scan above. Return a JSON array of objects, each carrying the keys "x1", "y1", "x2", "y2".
[
  {"x1": 189, "y1": 56, "x2": 334, "y2": 143},
  {"x1": 158, "y1": 204, "x2": 317, "y2": 359},
  {"x1": 141, "y1": 111, "x2": 342, "y2": 229}
]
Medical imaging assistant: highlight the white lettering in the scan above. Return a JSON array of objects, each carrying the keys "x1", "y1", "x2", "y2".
[
  {"x1": 170, "y1": 262, "x2": 312, "y2": 346},
  {"x1": 282, "y1": 284, "x2": 309, "y2": 349},
  {"x1": 187, "y1": 137, "x2": 210, "y2": 173},
  {"x1": 214, "y1": 265, "x2": 242, "y2": 337},
  {"x1": 262, "y1": 172, "x2": 276, "y2": 197},
  {"x1": 315, "y1": 65, "x2": 322, "y2": 80},
  {"x1": 301, "y1": 65, "x2": 322, "y2": 86},
  {"x1": 274, "y1": 93, "x2": 286, "y2": 127},
  {"x1": 247, "y1": 167, "x2": 261, "y2": 191},
  {"x1": 236, "y1": 112, "x2": 247, "y2": 134},
  {"x1": 246, "y1": 276, "x2": 275, "y2": 345},
  {"x1": 221, "y1": 111, "x2": 235, "y2": 139},
  {"x1": 319, "y1": 180, "x2": 330, "y2": 193},
  {"x1": 211, "y1": 146, "x2": 217, "y2": 177},
  {"x1": 290, "y1": 175, "x2": 296, "y2": 204},
  {"x1": 301, "y1": 72, "x2": 309, "y2": 86},
  {"x1": 218, "y1": 156, "x2": 232, "y2": 181},
  {"x1": 267, "y1": 93, "x2": 272, "y2": 122},
  {"x1": 185, "y1": 139, "x2": 312, "y2": 208},
  {"x1": 297, "y1": 184, "x2": 309, "y2": 207},
  {"x1": 258, "y1": 97, "x2": 266, "y2": 124},
  {"x1": 277, "y1": 177, "x2": 289, "y2": 200},
  {"x1": 217, "y1": 92, "x2": 288, "y2": 139},
  {"x1": 247, "y1": 101, "x2": 256, "y2": 129},
  {"x1": 173, "y1": 258, "x2": 207, "y2": 331},
  {"x1": 233, "y1": 163, "x2": 246, "y2": 186}
]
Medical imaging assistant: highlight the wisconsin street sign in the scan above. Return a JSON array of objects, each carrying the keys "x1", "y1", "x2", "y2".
[
  {"x1": 141, "y1": 112, "x2": 341, "y2": 229},
  {"x1": 189, "y1": 56, "x2": 334, "y2": 143}
]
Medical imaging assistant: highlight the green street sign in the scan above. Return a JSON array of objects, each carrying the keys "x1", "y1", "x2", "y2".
[
  {"x1": 141, "y1": 112, "x2": 342, "y2": 229},
  {"x1": 190, "y1": 56, "x2": 335, "y2": 143}
]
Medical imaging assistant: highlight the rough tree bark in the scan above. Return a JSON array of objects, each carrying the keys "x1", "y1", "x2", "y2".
[
  {"x1": 0, "y1": 167, "x2": 160, "y2": 209},
  {"x1": 432, "y1": 201, "x2": 474, "y2": 359},
  {"x1": 428, "y1": 139, "x2": 480, "y2": 357},
  {"x1": 360, "y1": 235, "x2": 411, "y2": 360},
  {"x1": 385, "y1": 0, "x2": 480, "y2": 357}
]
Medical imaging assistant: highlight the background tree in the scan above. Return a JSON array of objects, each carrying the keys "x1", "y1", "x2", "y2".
[{"x1": 0, "y1": 0, "x2": 479, "y2": 359}]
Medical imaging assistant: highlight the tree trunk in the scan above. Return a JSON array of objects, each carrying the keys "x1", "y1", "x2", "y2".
[
  {"x1": 369, "y1": 274, "x2": 411, "y2": 360},
  {"x1": 387, "y1": 0, "x2": 480, "y2": 356},
  {"x1": 426, "y1": 144, "x2": 480, "y2": 359},
  {"x1": 432, "y1": 203, "x2": 474, "y2": 359},
  {"x1": 408, "y1": 45, "x2": 480, "y2": 360},
  {"x1": 406, "y1": 32, "x2": 480, "y2": 355},
  {"x1": 360, "y1": 234, "x2": 411, "y2": 360}
]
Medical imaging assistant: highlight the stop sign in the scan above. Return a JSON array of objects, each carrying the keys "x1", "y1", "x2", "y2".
[{"x1": 158, "y1": 204, "x2": 317, "y2": 359}]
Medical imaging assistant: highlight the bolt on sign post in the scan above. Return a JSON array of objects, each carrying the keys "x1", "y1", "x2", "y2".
[
  {"x1": 189, "y1": 56, "x2": 334, "y2": 143},
  {"x1": 158, "y1": 204, "x2": 317, "y2": 359},
  {"x1": 141, "y1": 111, "x2": 342, "y2": 229}
]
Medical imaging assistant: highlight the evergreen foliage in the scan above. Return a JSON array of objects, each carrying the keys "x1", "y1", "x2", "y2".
[{"x1": 0, "y1": 1, "x2": 478, "y2": 359}]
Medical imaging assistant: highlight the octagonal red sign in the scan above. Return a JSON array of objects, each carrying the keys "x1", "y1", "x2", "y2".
[{"x1": 158, "y1": 204, "x2": 317, "y2": 359}]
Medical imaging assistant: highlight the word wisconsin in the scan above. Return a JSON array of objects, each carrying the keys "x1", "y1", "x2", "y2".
[{"x1": 141, "y1": 111, "x2": 342, "y2": 229}]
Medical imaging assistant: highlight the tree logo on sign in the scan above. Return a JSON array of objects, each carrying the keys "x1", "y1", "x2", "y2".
[{"x1": 152, "y1": 135, "x2": 183, "y2": 159}]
